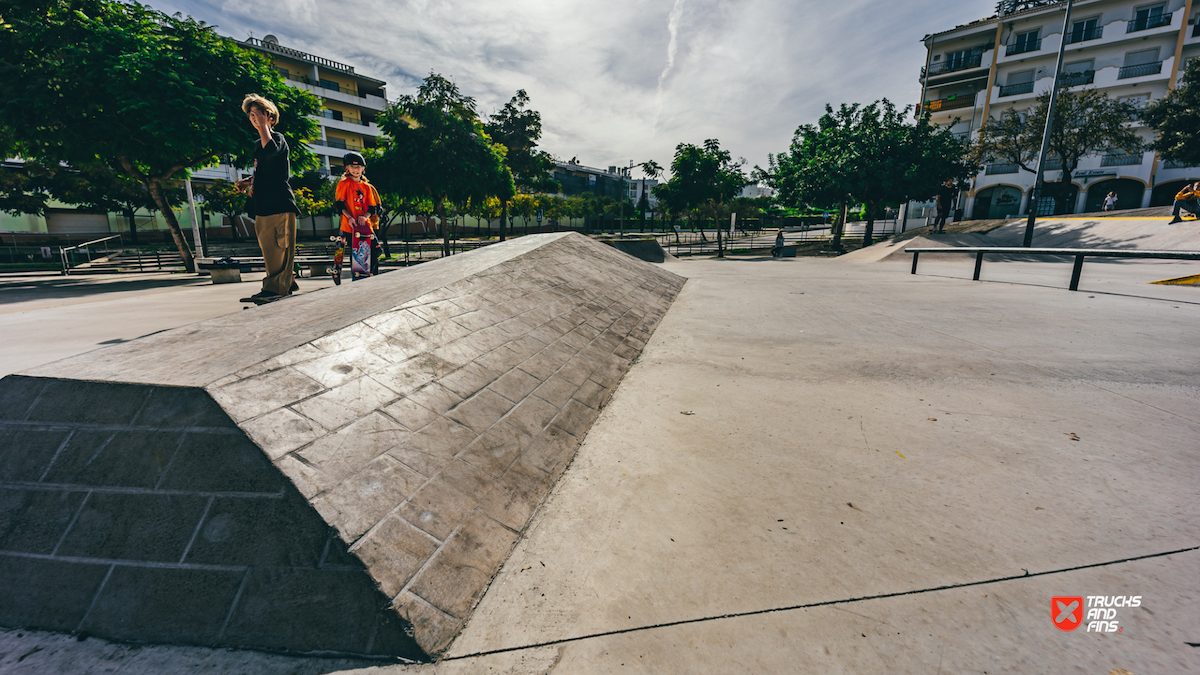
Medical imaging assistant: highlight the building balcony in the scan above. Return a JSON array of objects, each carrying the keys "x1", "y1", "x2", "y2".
[
  {"x1": 986, "y1": 163, "x2": 1020, "y2": 175},
  {"x1": 922, "y1": 53, "x2": 985, "y2": 78},
  {"x1": 1043, "y1": 158, "x2": 1063, "y2": 171},
  {"x1": 1006, "y1": 39, "x2": 1041, "y2": 56},
  {"x1": 923, "y1": 94, "x2": 977, "y2": 114},
  {"x1": 1100, "y1": 153, "x2": 1143, "y2": 167},
  {"x1": 999, "y1": 82, "x2": 1035, "y2": 97},
  {"x1": 1162, "y1": 159, "x2": 1196, "y2": 169},
  {"x1": 308, "y1": 137, "x2": 365, "y2": 152},
  {"x1": 1059, "y1": 70, "x2": 1095, "y2": 87},
  {"x1": 1193, "y1": 22, "x2": 1200, "y2": 38},
  {"x1": 1127, "y1": 13, "x2": 1172, "y2": 33},
  {"x1": 1118, "y1": 61, "x2": 1163, "y2": 79},
  {"x1": 317, "y1": 110, "x2": 371, "y2": 127},
  {"x1": 1065, "y1": 26, "x2": 1103, "y2": 44}
]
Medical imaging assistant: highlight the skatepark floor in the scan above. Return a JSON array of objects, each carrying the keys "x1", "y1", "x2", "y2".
[{"x1": 1, "y1": 254, "x2": 1198, "y2": 674}]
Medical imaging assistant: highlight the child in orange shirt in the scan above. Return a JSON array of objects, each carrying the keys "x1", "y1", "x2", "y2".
[{"x1": 333, "y1": 152, "x2": 382, "y2": 276}]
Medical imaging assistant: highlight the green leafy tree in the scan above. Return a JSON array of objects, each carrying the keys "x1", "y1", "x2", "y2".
[
  {"x1": 484, "y1": 90, "x2": 559, "y2": 241},
  {"x1": 51, "y1": 163, "x2": 158, "y2": 244},
  {"x1": 202, "y1": 179, "x2": 250, "y2": 241},
  {"x1": 0, "y1": 0, "x2": 321, "y2": 270},
  {"x1": 638, "y1": 160, "x2": 663, "y2": 229},
  {"x1": 373, "y1": 74, "x2": 514, "y2": 256},
  {"x1": 294, "y1": 187, "x2": 330, "y2": 243},
  {"x1": 760, "y1": 100, "x2": 972, "y2": 249},
  {"x1": 1144, "y1": 59, "x2": 1200, "y2": 166},
  {"x1": 0, "y1": 160, "x2": 55, "y2": 217},
  {"x1": 653, "y1": 140, "x2": 746, "y2": 257},
  {"x1": 971, "y1": 89, "x2": 1141, "y2": 215}
]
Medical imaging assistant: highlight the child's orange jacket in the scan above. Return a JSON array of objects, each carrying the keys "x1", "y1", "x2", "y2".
[{"x1": 334, "y1": 176, "x2": 381, "y2": 233}]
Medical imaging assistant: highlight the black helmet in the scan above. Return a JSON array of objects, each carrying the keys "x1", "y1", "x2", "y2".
[{"x1": 343, "y1": 152, "x2": 366, "y2": 167}]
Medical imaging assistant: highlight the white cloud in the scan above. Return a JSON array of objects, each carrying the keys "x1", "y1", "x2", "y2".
[{"x1": 150, "y1": 0, "x2": 991, "y2": 177}]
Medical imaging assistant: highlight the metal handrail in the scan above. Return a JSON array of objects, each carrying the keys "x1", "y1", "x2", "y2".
[
  {"x1": 1118, "y1": 61, "x2": 1163, "y2": 79},
  {"x1": 908, "y1": 246, "x2": 1200, "y2": 291},
  {"x1": 60, "y1": 234, "x2": 122, "y2": 275},
  {"x1": 999, "y1": 81, "x2": 1035, "y2": 97}
]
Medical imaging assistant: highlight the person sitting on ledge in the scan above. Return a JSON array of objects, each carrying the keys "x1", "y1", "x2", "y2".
[{"x1": 1169, "y1": 182, "x2": 1199, "y2": 224}]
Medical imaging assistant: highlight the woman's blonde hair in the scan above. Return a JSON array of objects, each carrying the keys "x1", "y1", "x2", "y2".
[{"x1": 241, "y1": 94, "x2": 279, "y2": 124}]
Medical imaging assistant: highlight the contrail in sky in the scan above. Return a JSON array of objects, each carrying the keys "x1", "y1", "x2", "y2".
[{"x1": 653, "y1": 0, "x2": 687, "y2": 134}]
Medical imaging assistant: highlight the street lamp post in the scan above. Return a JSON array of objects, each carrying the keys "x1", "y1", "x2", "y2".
[{"x1": 1023, "y1": 0, "x2": 1075, "y2": 247}]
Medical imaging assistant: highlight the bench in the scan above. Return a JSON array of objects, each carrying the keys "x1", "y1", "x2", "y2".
[
  {"x1": 197, "y1": 256, "x2": 337, "y2": 284},
  {"x1": 908, "y1": 246, "x2": 1200, "y2": 291}
]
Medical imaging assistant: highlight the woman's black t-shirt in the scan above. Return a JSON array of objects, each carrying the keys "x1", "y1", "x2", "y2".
[{"x1": 251, "y1": 132, "x2": 298, "y2": 217}]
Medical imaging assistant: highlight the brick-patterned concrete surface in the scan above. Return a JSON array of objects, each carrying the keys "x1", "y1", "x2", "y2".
[{"x1": 0, "y1": 233, "x2": 684, "y2": 660}]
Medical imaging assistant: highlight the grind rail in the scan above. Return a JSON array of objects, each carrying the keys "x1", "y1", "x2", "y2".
[{"x1": 908, "y1": 247, "x2": 1200, "y2": 291}]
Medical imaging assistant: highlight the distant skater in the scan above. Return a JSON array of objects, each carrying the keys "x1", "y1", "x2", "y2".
[
  {"x1": 236, "y1": 94, "x2": 298, "y2": 304},
  {"x1": 772, "y1": 230, "x2": 785, "y2": 257},
  {"x1": 932, "y1": 179, "x2": 956, "y2": 233},
  {"x1": 1102, "y1": 191, "x2": 1117, "y2": 212},
  {"x1": 1169, "y1": 182, "x2": 1199, "y2": 224}
]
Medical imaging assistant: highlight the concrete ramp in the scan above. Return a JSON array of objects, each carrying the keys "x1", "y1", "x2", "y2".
[
  {"x1": 0, "y1": 233, "x2": 685, "y2": 660},
  {"x1": 601, "y1": 237, "x2": 678, "y2": 263}
]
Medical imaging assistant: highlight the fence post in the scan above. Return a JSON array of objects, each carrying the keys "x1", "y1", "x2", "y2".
[{"x1": 1069, "y1": 254, "x2": 1085, "y2": 291}]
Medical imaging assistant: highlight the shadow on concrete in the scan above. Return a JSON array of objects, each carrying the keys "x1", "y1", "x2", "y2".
[{"x1": 0, "y1": 275, "x2": 204, "y2": 306}]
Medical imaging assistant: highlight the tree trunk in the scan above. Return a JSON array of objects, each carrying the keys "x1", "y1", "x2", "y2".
[
  {"x1": 862, "y1": 201, "x2": 876, "y2": 249},
  {"x1": 831, "y1": 202, "x2": 847, "y2": 251},
  {"x1": 146, "y1": 178, "x2": 195, "y2": 272},
  {"x1": 714, "y1": 204, "x2": 724, "y2": 258},
  {"x1": 437, "y1": 198, "x2": 450, "y2": 257},
  {"x1": 125, "y1": 208, "x2": 138, "y2": 245},
  {"x1": 500, "y1": 201, "x2": 508, "y2": 242}
]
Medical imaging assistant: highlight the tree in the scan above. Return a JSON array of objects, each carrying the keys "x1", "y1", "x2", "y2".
[
  {"x1": 373, "y1": 73, "x2": 514, "y2": 257},
  {"x1": 484, "y1": 90, "x2": 560, "y2": 241},
  {"x1": 971, "y1": 89, "x2": 1141, "y2": 215},
  {"x1": 202, "y1": 179, "x2": 251, "y2": 241},
  {"x1": 51, "y1": 163, "x2": 158, "y2": 244},
  {"x1": 1144, "y1": 58, "x2": 1200, "y2": 167},
  {"x1": 0, "y1": 160, "x2": 55, "y2": 217},
  {"x1": 638, "y1": 160, "x2": 663, "y2": 229},
  {"x1": 759, "y1": 100, "x2": 972, "y2": 249},
  {"x1": 0, "y1": 0, "x2": 321, "y2": 270},
  {"x1": 654, "y1": 140, "x2": 746, "y2": 257}
]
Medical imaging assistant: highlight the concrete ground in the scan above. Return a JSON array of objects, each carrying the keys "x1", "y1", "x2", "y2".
[{"x1": 1, "y1": 252, "x2": 1198, "y2": 674}]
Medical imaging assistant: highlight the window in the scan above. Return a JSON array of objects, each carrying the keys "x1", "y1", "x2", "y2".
[
  {"x1": 1067, "y1": 17, "x2": 1101, "y2": 43},
  {"x1": 1124, "y1": 48, "x2": 1160, "y2": 67},
  {"x1": 1008, "y1": 70, "x2": 1034, "y2": 85},
  {"x1": 1008, "y1": 29, "x2": 1041, "y2": 54},
  {"x1": 1134, "y1": 3, "x2": 1165, "y2": 23},
  {"x1": 1118, "y1": 94, "x2": 1150, "y2": 119},
  {"x1": 276, "y1": 67, "x2": 290, "y2": 78},
  {"x1": 1060, "y1": 59, "x2": 1095, "y2": 86},
  {"x1": 944, "y1": 47, "x2": 984, "y2": 71},
  {"x1": 1129, "y1": 3, "x2": 1169, "y2": 31}
]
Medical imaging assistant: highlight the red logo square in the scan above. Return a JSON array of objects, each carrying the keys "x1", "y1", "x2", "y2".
[{"x1": 1052, "y1": 596, "x2": 1084, "y2": 631}]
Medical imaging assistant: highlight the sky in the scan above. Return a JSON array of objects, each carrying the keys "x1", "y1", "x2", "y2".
[{"x1": 148, "y1": 0, "x2": 993, "y2": 178}]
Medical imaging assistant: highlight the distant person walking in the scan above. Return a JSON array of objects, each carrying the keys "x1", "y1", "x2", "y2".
[
  {"x1": 236, "y1": 94, "x2": 298, "y2": 304},
  {"x1": 772, "y1": 230, "x2": 785, "y2": 257},
  {"x1": 1103, "y1": 191, "x2": 1117, "y2": 212},
  {"x1": 932, "y1": 179, "x2": 956, "y2": 233},
  {"x1": 1169, "y1": 182, "x2": 1199, "y2": 224}
]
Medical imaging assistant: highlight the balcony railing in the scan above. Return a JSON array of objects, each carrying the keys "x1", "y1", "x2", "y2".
[
  {"x1": 282, "y1": 72, "x2": 365, "y2": 98},
  {"x1": 1162, "y1": 159, "x2": 1196, "y2": 169},
  {"x1": 999, "y1": 81, "x2": 1035, "y2": 97},
  {"x1": 986, "y1": 163, "x2": 1020, "y2": 175},
  {"x1": 1127, "y1": 12, "x2": 1172, "y2": 33},
  {"x1": 1100, "y1": 153, "x2": 1143, "y2": 166},
  {"x1": 1065, "y1": 26, "x2": 1104, "y2": 43},
  {"x1": 244, "y1": 37, "x2": 355, "y2": 74},
  {"x1": 317, "y1": 110, "x2": 371, "y2": 127},
  {"x1": 1007, "y1": 39, "x2": 1042, "y2": 55},
  {"x1": 307, "y1": 138, "x2": 365, "y2": 152},
  {"x1": 1059, "y1": 70, "x2": 1095, "y2": 87},
  {"x1": 1042, "y1": 158, "x2": 1063, "y2": 171},
  {"x1": 1118, "y1": 61, "x2": 1163, "y2": 79},
  {"x1": 923, "y1": 53, "x2": 985, "y2": 78},
  {"x1": 923, "y1": 94, "x2": 977, "y2": 113}
]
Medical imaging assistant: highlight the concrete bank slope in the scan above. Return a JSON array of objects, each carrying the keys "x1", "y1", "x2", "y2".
[
  {"x1": 448, "y1": 258, "x2": 1200, "y2": 673},
  {"x1": 0, "y1": 233, "x2": 684, "y2": 661},
  {"x1": 842, "y1": 216, "x2": 1200, "y2": 264}
]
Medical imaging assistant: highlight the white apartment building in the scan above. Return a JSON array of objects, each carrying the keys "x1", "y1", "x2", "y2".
[
  {"x1": 919, "y1": 0, "x2": 1199, "y2": 219},
  {"x1": 195, "y1": 34, "x2": 388, "y2": 183}
]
